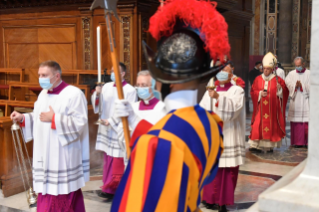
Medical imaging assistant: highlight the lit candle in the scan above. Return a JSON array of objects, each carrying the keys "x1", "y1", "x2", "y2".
[{"x1": 97, "y1": 26, "x2": 102, "y2": 82}]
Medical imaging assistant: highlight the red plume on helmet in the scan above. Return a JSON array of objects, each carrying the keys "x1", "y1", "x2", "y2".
[{"x1": 149, "y1": 0, "x2": 231, "y2": 63}]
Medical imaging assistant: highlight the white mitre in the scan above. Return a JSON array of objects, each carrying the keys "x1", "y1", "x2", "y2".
[{"x1": 262, "y1": 52, "x2": 277, "y2": 69}]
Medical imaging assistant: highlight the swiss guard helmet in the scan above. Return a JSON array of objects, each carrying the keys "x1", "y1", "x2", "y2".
[{"x1": 142, "y1": 0, "x2": 231, "y2": 84}]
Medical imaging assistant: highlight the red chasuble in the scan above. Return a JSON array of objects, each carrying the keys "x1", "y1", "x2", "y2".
[{"x1": 249, "y1": 75, "x2": 288, "y2": 142}]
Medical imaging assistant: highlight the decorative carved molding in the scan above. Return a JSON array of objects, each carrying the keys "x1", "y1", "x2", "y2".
[
  {"x1": 122, "y1": 16, "x2": 131, "y2": 83},
  {"x1": 82, "y1": 17, "x2": 91, "y2": 70},
  {"x1": 265, "y1": 0, "x2": 278, "y2": 55},
  {"x1": 78, "y1": 7, "x2": 93, "y2": 15},
  {"x1": 291, "y1": 0, "x2": 301, "y2": 61}
]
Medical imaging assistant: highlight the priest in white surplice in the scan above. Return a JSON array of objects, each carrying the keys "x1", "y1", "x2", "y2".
[
  {"x1": 91, "y1": 62, "x2": 137, "y2": 199},
  {"x1": 274, "y1": 55, "x2": 286, "y2": 80},
  {"x1": 200, "y1": 70, "x2": 245, "y2": 211},
  {"x1": 10, "y1": 61, "x2": 89, "y2": 212},
  {"x1": 275, "y1": 67, "x2": 286, "y2": 80},
  {"x1": 132, "y1": 70, "x2": 166, "y2": 124},
  {"x1": 285, "y1": 56, "x2": 310, "y2": 147}
]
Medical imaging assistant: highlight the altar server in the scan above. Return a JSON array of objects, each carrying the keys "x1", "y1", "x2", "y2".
[
  {"x1": 275, "y1": 67, "x2": 286, "y2": 80},
  {"x1": 285, "y1": 57, "x2": 310, "y2": 147},
  {"x1": 214, "y1": 62, "x2": 245, "y2": 89},
  {"x1": 91, "y1": 62, "x2": 137, "y2": 199},
  {"x1": 110, "y1": 0, "x2": 231, "y2": 211},
  {"x1": 133, "y1": 70, "x2": 166, "y2": 124},
  {"x1": 248, "y1": 53, "x2": 289, "y2": 152},
  {"x1": 200, "y1": 70, "x2": 245, "y2": 212},
  {"x1": 10, "y1": 61, "x2": 89, "y2": 212}
]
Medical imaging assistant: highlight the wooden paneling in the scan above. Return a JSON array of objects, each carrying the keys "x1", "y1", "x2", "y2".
[
  {"x1": 38, "y1": 27, "x2": 75, "y2": 43},
  {"x1": 38, "y1": 43, "x2": 75, "y2": 69},
  {"x1": 4, "y1": 28, "x2": 38, "y2": 43},
  {"x1": 3, "y1": 25, "x2": 78, "y2": 70},
  {"x1": 7, "y1": 44, "x2": 39, "y2": 69}
]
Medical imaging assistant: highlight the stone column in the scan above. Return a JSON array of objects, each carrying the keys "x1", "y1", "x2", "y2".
[
  {"x1": 247, "y1": 1, "x2": 319, "y2": 211},
  {"x1": 277, "y1": 0, "x2": 293, "y2": 66}
]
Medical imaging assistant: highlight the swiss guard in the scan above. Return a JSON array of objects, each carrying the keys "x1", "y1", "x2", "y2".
[{"x1": 110, "y1": 0, "x2": 231, "y2": 211}]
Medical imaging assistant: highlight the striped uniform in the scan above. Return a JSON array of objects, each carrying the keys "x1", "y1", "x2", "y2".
[{"x1": 111, "y1": 105, "x2": 224, "y2": 212}]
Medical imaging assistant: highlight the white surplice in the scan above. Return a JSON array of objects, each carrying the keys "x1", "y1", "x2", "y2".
[
  {"x1": 275, "y1": 68, "x2": 286, "y2": 80},
  {"x1": 132, "y1": 99, "x2": 166, "y2": 125},
  {"x1": 200, "y1": 85, "x2": 245, "y2": 167},
  {"x1": 22, "y1": 86, "x2": 89, "y2": 196},
  {"x1": 285, "y1": 69, "x2": 310, "y2": 122},
  {"x1": 91, "y1": 81, "x2": 137, "y2": 158}
]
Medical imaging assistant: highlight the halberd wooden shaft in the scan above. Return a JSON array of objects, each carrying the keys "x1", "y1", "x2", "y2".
[{"x1": 105, "y1": 13, "x2": 131, "y2": 158}]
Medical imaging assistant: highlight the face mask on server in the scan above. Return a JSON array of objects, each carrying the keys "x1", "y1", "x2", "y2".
[
  {"x1": 136, "y1": 87, "x2": 151, "y2": 100},
  {"x1": 39, "y1": 76, "x2": 56, "y2": 90},
  {"x1": 296, "y1": 66, "x2": 303, "y2": 72}
]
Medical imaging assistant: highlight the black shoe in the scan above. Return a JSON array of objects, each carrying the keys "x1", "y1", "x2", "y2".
[
  {"x1": 98, "y1": 192, "x2": 114, "y2": 199},
  {"x1": 294, "y1": 145, "x2": 303, "y2": 148},
  {"x1": 30, "y1": 203, "x2": 37, "y2": 208},
  {"x1": 206, "y1": 203, "x2": 219, "y2": 210},
  {"x1": 205, "y1": 203, "x2": 212, "y2": 209},
  {"x1": 249, "y1": 148, "x2": 262, "y2": 153},
  {"x1": 304, "y1": 145, "x2": 308, "y2": 149},
  {"x1": 219, "y1": 205, "x2": 228, "y2": 212},
  {"x1": 267, "y1": 149, "x2": 274, "y2": 153}
]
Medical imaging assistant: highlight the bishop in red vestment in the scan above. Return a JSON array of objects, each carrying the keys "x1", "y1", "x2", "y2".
[{"x1": 248, "y1": 52, "x2": 288, "y2": 152}]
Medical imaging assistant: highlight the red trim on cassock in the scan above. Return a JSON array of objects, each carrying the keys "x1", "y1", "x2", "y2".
[
  {"x1": 51, "y1": 114, "x2": 56, "y2": 130},
  {"x1": 95, "y1": 98, "x2": 99, "y2": 106},
  {"x1": 130, "y1": 120, "x2": 153, "y2": 148},
  {"x1": 300, "y1": 84, "x2": 303, "y2": 92},
  {"x1": 19, "y1": 115, "x2": 25, "y2": 127}
]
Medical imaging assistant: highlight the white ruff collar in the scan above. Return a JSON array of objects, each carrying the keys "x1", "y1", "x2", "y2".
[{"x1": 164, "y1": 90, "x2": 198, "y2": 112}]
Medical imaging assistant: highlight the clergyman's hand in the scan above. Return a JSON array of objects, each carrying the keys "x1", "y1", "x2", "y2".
[
  {"x1": 10, "y1": 111, "x2": 24, "y2": 122},
  {"x1": 96, "y1": 85, "x2": 102, "y2": 95},
  {"x1": 101, "y1": 119, "x2": 109, "y2": 126},
  {"x1": 208, "y1": 89, "x2": 219, "y2": 99},
  {"x1": 296, "y1": 81, "x2": 300, "y2": 88},
  {"x1": 277, "y1": 83, "x2": 282, "y2": 90},
  {"x1": 40, "y1": 106, "x2": 54, "y2": 122}
]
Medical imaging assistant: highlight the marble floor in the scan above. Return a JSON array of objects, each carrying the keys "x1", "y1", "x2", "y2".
[
  {"x1": 0, "y1": 154, "x2": 296, "y2": 212},
  {"x1": 0, "y1": 100, "x2": 306, "y2": 212}
]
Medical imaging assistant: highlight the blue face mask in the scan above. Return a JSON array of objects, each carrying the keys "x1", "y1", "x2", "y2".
[
  {"x1": 111, "y1": 72, "x2": 116, "y2": 82},
  {"x1": 216, "y1": 71, "x2": 229, "y2": 81},
  {"x1": 39, "y1": 77, "x2": 54, "y2": 90},
  {"x1": 296, "y1": 66, "x2": 303, "y2": 72},
  {"x1": 137, "y1": 87, "x2": 151, "y2": 100}
]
